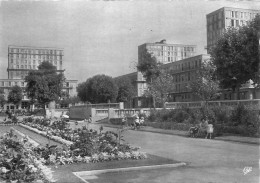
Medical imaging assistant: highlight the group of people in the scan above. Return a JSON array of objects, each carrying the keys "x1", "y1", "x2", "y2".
[
  {"x1": 121, "y1": 114, "x2": 145, "y2": 130},
  {"x1": 189, "y1": 117, "x2": 214, "y2": 139}
]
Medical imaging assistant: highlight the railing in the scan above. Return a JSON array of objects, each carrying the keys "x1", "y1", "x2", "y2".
[
  {"x1": 72, "y1": 103, "x2": 120, "y2": 109},
  {"x1": 165, "y1": 99, "x2": 260, "y2": 109},
  {"x1": 95, "y1": 109, "x2": 108, "y2": 116}
]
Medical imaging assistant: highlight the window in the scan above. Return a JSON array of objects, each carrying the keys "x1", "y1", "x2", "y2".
[
  {"x1": 231, "y1": 19, "x2": 234, "y2": 27},
  {"x1": 236, "y1": 20, "x2": 239, "y2": 27},
  {"x1": 25, "y1": 65, "x2": 27, "y2": 69},
  {"x1": 17, "y1": 65, "x2": 19, "y2": 69},
  {"x1": 9, "y1": 82, "x2": 11, "y2": 86},
  {"x1": 21, "y1": 65, "x2": 24, "y2": 69},
  {"x1": 21, "y1": 82, "x2": 24, "y2": 87}
]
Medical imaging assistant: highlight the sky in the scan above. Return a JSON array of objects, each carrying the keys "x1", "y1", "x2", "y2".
[{"x1": 0, "y1": 0, "x2": 259, "y2": 83}]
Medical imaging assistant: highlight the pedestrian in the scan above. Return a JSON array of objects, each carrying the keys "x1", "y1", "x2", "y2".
[
  {"x1": 122, "y1": 115, "x2": 127, "y2": 126},
  {"x1": 134, "y1": 115, "x2": 140, "y2": 129},
  {"x1": 199, "y1": 117, "x2": 208, "y2": 137},
  {"x1": 205, "y1": 123, "x2": 214, "y2": 139}
]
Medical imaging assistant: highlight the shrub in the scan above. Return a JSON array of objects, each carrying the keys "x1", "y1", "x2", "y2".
[
  {"x1": 173, "y1": 109, "x2": 189, "y2": 123},
  {"x1": 231, "y1": 104, "x2": 260, "y2": 127},
  {"x1": 212, "y1": 106, "x2": 231, "y2": 125}
]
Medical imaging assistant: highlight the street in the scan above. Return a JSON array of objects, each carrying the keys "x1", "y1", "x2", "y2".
[{"x1": 89, "y1": 123, "x2": 259, "y2": 183}]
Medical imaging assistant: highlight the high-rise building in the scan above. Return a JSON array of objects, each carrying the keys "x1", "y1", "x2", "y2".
[
  {"x1": 138, "y1": 39, "x2": 196, "y2": 64},
  {"x1": 206, "y1": 7, "x2": 260, "y2": 50},
  {"x1": 8, "y1": 46, "x2": 64, "y2": 79},
  {"x1": 0, "y1": 46, "x2": 77, "y2": 111}
]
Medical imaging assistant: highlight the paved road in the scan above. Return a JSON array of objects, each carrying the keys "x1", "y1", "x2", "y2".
[{"x1": 87, "y1": 123, "x2": 259, "y2": 183}]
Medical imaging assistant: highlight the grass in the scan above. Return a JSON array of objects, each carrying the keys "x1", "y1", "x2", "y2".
[{"x1": 51, "y1": 154, "x2": 179, "y2": 183}]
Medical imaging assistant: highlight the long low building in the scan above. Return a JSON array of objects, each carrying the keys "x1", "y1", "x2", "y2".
[{"x1": 114, "y1": 54, "x2": 260, "y2": 108}]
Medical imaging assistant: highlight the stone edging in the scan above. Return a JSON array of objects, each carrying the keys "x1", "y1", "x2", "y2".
[{"x1": 73, "y1": 162, "x2": 186, "y2": 182}]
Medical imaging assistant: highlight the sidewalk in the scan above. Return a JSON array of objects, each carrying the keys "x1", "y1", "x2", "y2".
[{"x1": 100, "y1": 123, "x2": 260, "y2": 145}]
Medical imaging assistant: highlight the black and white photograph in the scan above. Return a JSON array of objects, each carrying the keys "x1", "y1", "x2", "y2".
[{"x1": 0, "y1": 0, "x2": 259, "y2": 182}]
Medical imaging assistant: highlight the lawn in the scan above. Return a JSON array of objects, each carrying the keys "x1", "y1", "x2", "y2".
[
  {"x1": 0, "y1": 123, "x2": 183, "y2": 183},
  {"x1": 51, "y1": 154, "x2": 179, "y2": 183}
]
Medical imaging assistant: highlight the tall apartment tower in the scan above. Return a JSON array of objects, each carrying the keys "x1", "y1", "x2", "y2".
[
  {"x1": 138, "y1": 39, "x2": 196, "y2": 64},
  {"x1": 206, "y1": 7, "x2": 260, "y2": 51},
  {"x1": 8, "y1": 46, "x2": 64, "y2": 79}
]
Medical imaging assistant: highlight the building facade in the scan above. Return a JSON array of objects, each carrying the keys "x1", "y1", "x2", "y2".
[
  {"x1": 8, "y1": 46, "x2": 64, "y2": 79},
  {"x1": 161, "y1": 54, "x2": 210, "y2": 102},
  {"x1": 206, "y1": 7, "x2": 260, "y2": 50},
  {"x1": 138, "y1": 39, "x2": 196, "y2": 64},
  {"x1": 0, "y1": 46, "x2": 77, "y2": 111}
]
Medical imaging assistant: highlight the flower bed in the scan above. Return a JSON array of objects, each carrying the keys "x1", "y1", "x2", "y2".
[
  {"x1": 0, "y1": 129, "x2": 55, "y2": 183},
  {"x1": 20, "y1": 117, "x2": 147, "y2": 166}
]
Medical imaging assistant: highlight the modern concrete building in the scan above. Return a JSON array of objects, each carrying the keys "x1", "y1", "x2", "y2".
[
  {"x1": 0, "y1": 46, "x2": 77, "y2": 111},
  {"x1": 8, "y1": 46, "x2": 64, "y2": 79},
  {"x1": 138, "y1": 39, "x2": 196, "y2": 64},
  {"x1": 206, "y1": 7, "x2": 260, "y2": 51},
  {"x1": 161, "y1": 54, "x2": 210, "y2": 102},
  {"x1": 114, "y1": 54, "x2": 211, "y2": 107}
]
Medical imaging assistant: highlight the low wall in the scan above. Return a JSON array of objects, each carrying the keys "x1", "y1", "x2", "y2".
[
  {"x1": 69, "y1": 105, "x2": 93, "y2": 120},
  {"x1": 166, "y1": 99, "x2": 260, "y2": 109}
]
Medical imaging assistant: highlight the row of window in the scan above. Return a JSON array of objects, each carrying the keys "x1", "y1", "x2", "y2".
[
  {"x1": 1, "y1": 80, "x2": 74, "y2": 89},
  {"x1": 153, "y1": 51, "x2": 194, "y2": 57},
  {"x1": 164, "y1": 59, "x2": 201, "y2": 73},
  {"x1": 147, "y1": 45, "x2": 195, "y2": 52},
  {"x1": 9, "y1": 71, "x2": 29, "y2": 79},
  {"x1": 9, "y1": 60, "x2": 62, "y2": 67},
  {"x1": 9, "y1": 54, "x2": 62, "y2": 60},
  {"x1": 9, "y1": 48, "x2": 63, "y2": 55},
  {"x1": 228, "y1": 11, "x2": 258, "y2": 20},
  {"x1": 10, "y1": 60, "x2": 61, "y2": 65},
  {"x1": 10, "y1": 65, "x2": 37, "y2": 69},
  {"x1": 229, "y1": 19, "x2": 249, "y2": 27},
  {"x1": 1, "y1": 81, "x2": 25, "y2": 87},
  {"x1": 208, "y1": 10, "x2": 258, "y2": 24}
]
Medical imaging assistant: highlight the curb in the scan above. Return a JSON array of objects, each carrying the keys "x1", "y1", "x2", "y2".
[
  {"x1": 213, "y1": 138, "x2": 259, "y2": 145},
  {"x1": 73, "y1": 162, "x2": 186, "y2": 182}
]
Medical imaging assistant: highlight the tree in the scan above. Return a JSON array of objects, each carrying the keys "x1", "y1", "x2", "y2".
[
  {"x1": 137, "y1": 49, "x2": 161, "y2": 82},
  {"x1": 0, "y1": 89, "x2": 7, "y2": 109},
  {"x1": 115, "y1": 77, "x2": 135, "y2": 104},
  {"x1": 210, "y1": 15, "x2": 260, "y2": 99},
  {"x1": 188, "y1": 60, "x2": 220, "y2": 102},
  {"x1": 25, "y1": 61, "x2": 65, "y2": 109},
  {"x1": 144, "y1": 70, "x2": 175, "y2": 108},
  {"x1": 77, "y1": 81, "x2": 89, "y2": 103},
  {"x1": 77, "y1": 75, "x2": 118, "y2": 103},
  {"x1": 137, "y1": 49, "x2": 162, "y2": 107},
  {"x1": 8, "y1": 85, "x2": 23, "y2": 105}
]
